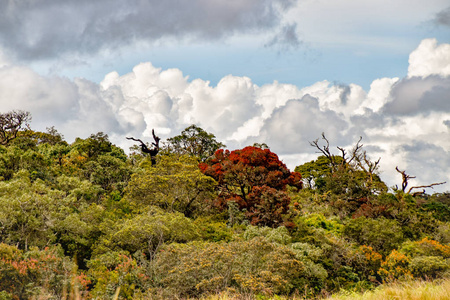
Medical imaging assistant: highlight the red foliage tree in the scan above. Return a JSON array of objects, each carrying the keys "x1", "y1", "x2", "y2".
[{"x1": 199, "y1": 146, "x2": 302, "y2": 227}]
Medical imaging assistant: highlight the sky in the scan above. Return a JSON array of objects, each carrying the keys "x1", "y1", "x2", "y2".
[{"x1": 0, "y1": 0, "x2": 449, "y2": 192}]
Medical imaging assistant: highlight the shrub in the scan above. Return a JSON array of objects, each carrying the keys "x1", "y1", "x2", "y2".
[
  {"x1": 343, "y1": 217, "x2": 403, "y2": 255},
  {"x1": 409, "y1": 256, "x2": 449, "y2": 278},
  {"x1": 150, "y1": 237, "x2": 324, "y2": 298},
  {"x1": 302, "y1": 213, "x2": 343, "y2": 236},
  {"x1": 243, "y1": 225, "x2": 292, "y2": 245},
  {"x1": 87, "y1": 253, "x2": 151, "y2": 299},
  {"x1": 0, "y1": 244, "x2": 79, "y2": 299},
  {"x1": 378, "y1": 250, "x2": 413, "y2": 282}
]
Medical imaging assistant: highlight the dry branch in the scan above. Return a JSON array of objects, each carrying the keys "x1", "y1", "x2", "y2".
[{"x1": 127, "y1": 129, "x2": 160, "y2": 165}]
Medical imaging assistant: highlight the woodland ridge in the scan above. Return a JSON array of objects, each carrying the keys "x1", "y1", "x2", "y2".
[{"x1": 0, "y1": 110, "x2": 448, "y2": 299}]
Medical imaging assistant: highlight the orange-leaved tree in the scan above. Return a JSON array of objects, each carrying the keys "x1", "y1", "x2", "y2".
[{"x1": 199, "y1": 146, "x2": 302, "y2": 227}]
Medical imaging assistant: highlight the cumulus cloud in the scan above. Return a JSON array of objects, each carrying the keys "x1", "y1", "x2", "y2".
[
  {"x1": 252, "y1": 96, "x2": 350, "y2": 154},
  {"x1": 383, "y1": 75, "x2": 450, "y2": 115},
  {"x1": 0, "y1": 65, "x2": 123, "y2": 141},
  {"x1": 0, "y1": 0, "x2": 297, "y2": 61},
  {"x1": 408, "y1": 38, "x2": 450, "y2": 77},
  {"x1": 0, "y1": 38, "x2": 449, "y2": 192}
]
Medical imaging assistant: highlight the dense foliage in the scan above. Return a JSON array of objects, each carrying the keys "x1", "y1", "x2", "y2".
[
  {"x1": 0, "y1": 110, "x2": 448, "y2": 299},
  {"x1": 199, "y1": 146, "x2": 302, "y2": 227}
]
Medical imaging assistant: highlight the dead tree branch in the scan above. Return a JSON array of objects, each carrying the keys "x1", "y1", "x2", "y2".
[
  {"x1": 127, "y1": 129, "x2": 160, "y2": 165},
  {"x1": 408, "y1": 182, "x2": 446, "y2": 195},
  {"x1": 310, "y1": 132, "x2": 338, "y2": 169},
  {"x1": 395, "y1": 166, "x2": 445, "y2": 195},
  {"x1": 395, "y1": 166, "x2": 416, "y2": 193}
]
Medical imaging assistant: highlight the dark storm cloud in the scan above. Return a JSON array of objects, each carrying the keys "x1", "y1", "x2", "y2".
[
  {"x1": 382, "y1": 75, "x2": 450, "y2": 116},
  {"x1": 433, "y1": 6, "x2": 450, "y2": 27},
  {"x1": 0, "y1": 0, "x2": 297, "y2": 60}
]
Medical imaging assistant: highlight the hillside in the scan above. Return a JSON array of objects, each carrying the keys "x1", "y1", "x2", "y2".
[{"x1": 0, "y1": 111, "x2": 449, "y2": 299}]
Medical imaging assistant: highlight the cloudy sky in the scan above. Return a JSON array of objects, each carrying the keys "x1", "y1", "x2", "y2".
[{"x1": 0, "y1": 0, "x2": 449, "y2": 192}]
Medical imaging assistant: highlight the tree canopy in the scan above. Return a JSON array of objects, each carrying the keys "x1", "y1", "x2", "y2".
[
  {"x1": 200, "y1": 146, "x2": 302, "y2": 227},
  {"x1": 165, "y1": 124, "x2": 225, "y2": 161},
  {"x1": 0, "y1": 110, "x2": 31, "y2": 145}
]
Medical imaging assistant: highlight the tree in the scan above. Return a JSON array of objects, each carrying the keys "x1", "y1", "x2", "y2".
[
  {"x1": 82, "y1": 154, "x2": 131, "y2": 192},
  {"x1": 95, "y1": 206, "x2": 199, "y2": 260},
  {"x1": 0, "y1": 110, "x2": 31, "y2": 145},
  {"x1": 165, "y1": 125, "x2": 225, "y2": 161},
  {"x1": 125, "y1": 155, "x2": 217, "y2": 217},
  {"x1": 294, "y1": 155, "x2": 335, "y2": 189},
  {"x1": 73, "y1": 132, "x2": 112, "y2": 159},
  {"x1": 302, "y1": 133, "x2": 387, "y2": 196},
  {"x1": 200, "y1": 146, "x2": 302, "y2": 227}
]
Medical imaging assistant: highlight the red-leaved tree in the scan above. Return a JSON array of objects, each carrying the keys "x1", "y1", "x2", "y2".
[{"x1": 199, "y1": 146, "x2": 302, "y2": 227}]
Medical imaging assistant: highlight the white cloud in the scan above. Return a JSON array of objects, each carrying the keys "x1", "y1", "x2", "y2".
[
  {"x1": 358, "y1": 77, "x2": 399, "y2": 113},
  {"x1": 0, "y1": 38, "x2": 448, "y2": 192},
  {"x1": 253, "y1": 96, "x2": 350, "y2": 154},
  {"x1": 408, "y1": 38, "x2": 450, "y2": 77}
]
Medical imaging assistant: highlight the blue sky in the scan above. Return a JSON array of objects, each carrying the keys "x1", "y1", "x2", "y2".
[{"x1": 0, "y1": 0, "x2": 449, "y2": 191}]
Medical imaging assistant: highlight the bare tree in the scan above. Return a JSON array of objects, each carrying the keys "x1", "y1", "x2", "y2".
[
  {"x1": 309, "y1": 133, "x2": 383, "y2": 194},
  {"x1": 310, "y1": 132, "x2": 340, "y2": 171},
  {"x1": 127, "y1": 129, "x2": 161, "y2": 165},
  {"x1": 395, "y1": 166, "x2": 446, "y2": 196},
  {"x1": 310, "y1": 133, "x2": 373, "y2": 172},
  {"x1": 0, "y1": 110, "x2": 31, "y2": 145}
]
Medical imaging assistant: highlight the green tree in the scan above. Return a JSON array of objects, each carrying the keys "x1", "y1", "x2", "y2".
[
  {"x1": 344, "y1": 217, "x2": 404, "y2": 255},
  {"x1": 94, "y1": 206, "x2": 199, "y2": 259},
  {"x1": 0, "y1": 172, "x2": 70, "y2": 250},
  {"x1": 82, "y1": 154, "x2": 131, "y2": 192},
  {"x1": 72, "y1": 132, "x2": 112, "y2": 159},
  {"x1": 165, "y1": 125, "x2": 225, "y2": 161},
  {"x1": 125, "y1": 155, "x2": 217, "y2": 217},
  {"x1": 295, "y1": 155, "x2": 334, "y2": 189},
  {"x1": 0, "y1": 110, "x2": 31, "y2": 145}
]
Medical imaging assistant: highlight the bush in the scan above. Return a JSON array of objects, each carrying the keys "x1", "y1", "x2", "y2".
[
  {"x1": 150, "y1": 237, "x2": 324, "y2": 298},
  {"x1": 344, "y1": 217, "x2": 403, "y2": 255},
  {"x1": 194, "y1": 217, "x2": 233, "y2": 242},
  {"x1": 0, "y1": 244, "x2": 80, "y2": 299},
  {"x1": 302, "y1": 213, "x2": 343, "y2": 236},
  {"x1": 409, "y1": 256, "x2": 449, "y2": 278},
  {"x1": 94, "y1": 206, "x2": 200, "y2": 259},
  {"x1": 378, "y1": 250, "x2": 412, "y2": 282},
  {"x1": 87, "y1": 252, "x2": 151, "y2": 299},
  {"x1": 243, "y1": 225, "x2": 292, "y2": 244},
  {"x1": 401, "y1": 237, "x2": 450, "y2": 258}
]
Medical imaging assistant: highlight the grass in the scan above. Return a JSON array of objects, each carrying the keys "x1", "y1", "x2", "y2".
[
  {"x1": 196, "y1": 278, "x2": 450, "y2": 300},
  {"x1": 327, "y1": 279, "x2": 450, "y2": 300},
  {"x1": 28, "y1": 278, "x2": 450, "y2": 299}
]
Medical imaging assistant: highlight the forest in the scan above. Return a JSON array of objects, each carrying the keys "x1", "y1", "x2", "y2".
[{"x1": 0, "y1": 110, "x2": 449, "y2": 300}]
